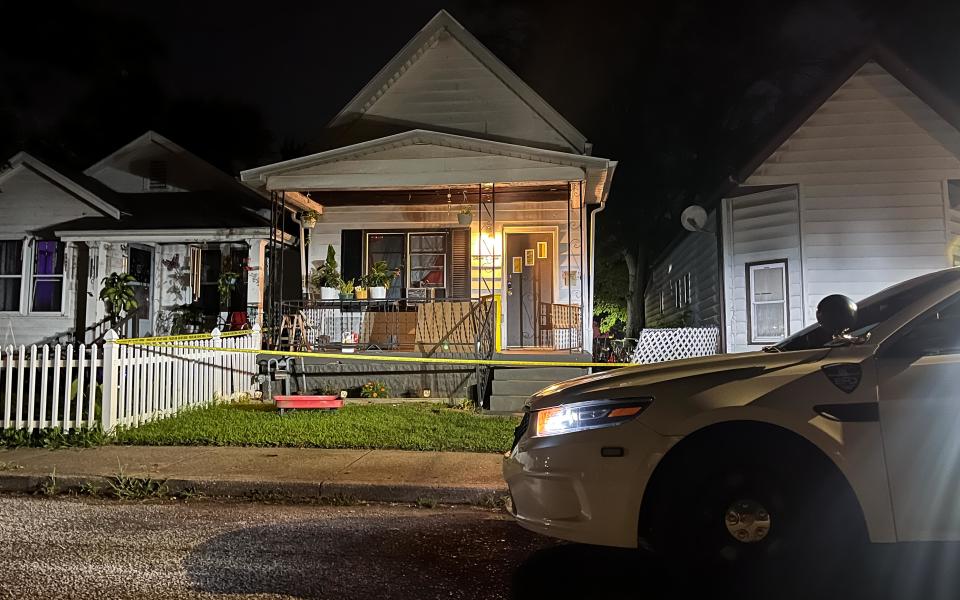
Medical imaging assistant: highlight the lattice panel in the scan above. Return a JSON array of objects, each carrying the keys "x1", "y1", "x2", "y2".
[{"x1": 631, "y1": 327, "x2": 720, "y2": 364}]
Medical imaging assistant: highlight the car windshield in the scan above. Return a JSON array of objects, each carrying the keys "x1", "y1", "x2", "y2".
[{"x1": 771, "y1": 270, "x2": 960, "y2": 352}]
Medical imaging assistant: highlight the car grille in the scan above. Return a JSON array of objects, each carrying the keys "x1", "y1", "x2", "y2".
[{"x1": 512, "y1": 411, "x2": 530, "y2": 450}]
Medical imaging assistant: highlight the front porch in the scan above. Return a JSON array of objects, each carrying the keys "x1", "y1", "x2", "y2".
[{"x1": 241, "y1": 130, "x2": 615, "y2": 358}]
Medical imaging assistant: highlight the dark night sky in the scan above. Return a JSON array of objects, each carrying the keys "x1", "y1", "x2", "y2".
[{"x1": 3, "y1": 0, "x2": 960, "y2": 252}]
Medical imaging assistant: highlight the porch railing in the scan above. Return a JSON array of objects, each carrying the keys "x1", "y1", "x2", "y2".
[
  {"x1": 279, "y1": 297, "x2": 494, "y2": 355},
  {"x1": 538, "y1": 302, "x2": 583, "y2": 351}
]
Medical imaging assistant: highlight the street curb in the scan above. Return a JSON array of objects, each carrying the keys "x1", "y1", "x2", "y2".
[{"x1": 0, "y1": 473, "x2": 507, "y2": 505}]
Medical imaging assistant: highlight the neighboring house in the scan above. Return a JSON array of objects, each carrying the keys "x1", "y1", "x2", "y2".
[
  {"x1": 0, "y1": 131, "x2": 280, "y2": 346},
  {"x1": 647, "y1": 45, "x2": 960, "y2": 353},
  {"x1": 241, "y1": 10, "x2": 616, "y2": 356}
]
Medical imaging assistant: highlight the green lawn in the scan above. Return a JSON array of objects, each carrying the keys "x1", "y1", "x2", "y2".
[{"x1": 115, "y1": 402, "x2": 519, "y2": 453}]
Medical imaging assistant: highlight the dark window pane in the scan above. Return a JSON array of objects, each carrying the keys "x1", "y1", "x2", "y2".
[
  {"x1": 0, "y1": 279, "x2": 20, "y2": 311},
  {"x1": 367, "y1": 234, "x2": 405, "y2": 298},
  {"x1": 129, "y1": 247, "x2": 152, "y2": 284},
  {"x1": 31, "y1": 279, "x2": 61, "y2": 312},
  {"x1": 33, "y1": 241, "x2": 63, "y2": 276},
  {"x1": 0, "y1": 241, "x2": 22, "y2": 276}
]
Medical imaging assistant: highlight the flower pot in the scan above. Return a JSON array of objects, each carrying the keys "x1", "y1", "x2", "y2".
[
  {"x1": 320, "y1": 287, "x2": 339, "y2": 300},
  {"x1": 301, "y1": 215, "x2": 318, "y2": 228},
  {"x1": 339, "y1": 292, "x2": 354, "y2": 300},
  {"x1": 355, "y1": 288, "x2": 368, "y2": 299},
  {"x1": 370, "y1": 286, "x2": 387, "y2": 299},
  {"x1": 457, "y1": 213, "x2": 473, "y2": 226}
]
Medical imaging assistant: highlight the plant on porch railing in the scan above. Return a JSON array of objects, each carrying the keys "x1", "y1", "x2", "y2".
[
  {"x1": 99, "y1": 273, "x2": 139, "y2": 328},
  {"x1": 310, "y1": 245, "x2": 342, "y2": 299},
  {"x1": 363, "y1": 260, "x2": 398, "y2": 300}
]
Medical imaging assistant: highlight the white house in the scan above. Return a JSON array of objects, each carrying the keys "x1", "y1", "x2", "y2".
[
  {"x1": 240, "y1": 9, "x2": 616, "y2": 410},
  {"x1": 646, "y1": 45, "x2": 960, "y2": 353},
  {"x1": 0, "y1": 131, "x2": 283, "y2": 346},
  {"x1": 241, "y1": 11, "x2": 616, "y2": 353}
]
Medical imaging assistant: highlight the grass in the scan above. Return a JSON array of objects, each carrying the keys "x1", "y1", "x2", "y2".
[{"x1": 114, "y1": 402, "x2": 519, "y2": 453}]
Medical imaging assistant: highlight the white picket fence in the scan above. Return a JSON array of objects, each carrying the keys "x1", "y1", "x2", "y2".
[{"x1": 0, "y1": 326, "x2": 260, "y2": 432}]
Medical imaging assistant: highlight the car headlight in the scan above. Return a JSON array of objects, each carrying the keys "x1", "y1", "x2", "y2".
[{"x1": 533, "y1": 399, "x2": 652, "y2": 437}]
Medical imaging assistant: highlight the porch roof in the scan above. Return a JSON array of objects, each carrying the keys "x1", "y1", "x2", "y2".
[
  {"x1": 54, "y1": 227, "x2": 294, "y2": 244},
  {"x1": 240, "y1": 130, "x2": 616, "y2": 204}
]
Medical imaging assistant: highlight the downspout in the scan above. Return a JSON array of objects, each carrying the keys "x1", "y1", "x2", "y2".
[{"x1": 588, "y1": 197, "x2": 607, "y2": 364}]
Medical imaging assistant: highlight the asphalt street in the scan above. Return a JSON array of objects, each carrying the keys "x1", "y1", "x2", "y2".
[{"x1": 1, "y1": 496, "x2": 960, "y2": 599}]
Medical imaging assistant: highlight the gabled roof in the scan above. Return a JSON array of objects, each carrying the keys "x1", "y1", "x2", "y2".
[
  {"x1": 732, "y1": 43, "x2": 960, "y2": 188},
  {"x1": 83, "y1": 130, "x2": 269, "y2": 202},
  {"x1": 240, "y1": 129, "x2": 616, "y2": 203},
  {"x1": 1, "y1": 152, "x2": 121, "y2": 219},
  {"x1": 329, "y1": 10, "x2": 589, "y2": 154}
]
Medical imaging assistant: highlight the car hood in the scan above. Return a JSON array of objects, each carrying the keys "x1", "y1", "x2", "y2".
[{"x1": 527, "y1": 349, "x2": 831, "y2": 410}]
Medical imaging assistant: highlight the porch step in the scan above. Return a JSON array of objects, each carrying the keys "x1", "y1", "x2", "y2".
[
  {"x1": 487, "y1": 365, "x2": 589, "y2": 413},
  {"x1": 489, "y1": 395, "x2": 531, "y2": 413},
  {"x1": 491, "y1": 379, "x2": 554, "y2": 398},
  {"x1": 493, "y1": 366, "x2": 588, "y2": 381}
]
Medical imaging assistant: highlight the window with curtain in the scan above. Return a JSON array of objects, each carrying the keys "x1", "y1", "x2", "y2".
[
  {"x1": 31, "y1": 240, "x2": 64, "y2": 312},
  {"x1": 748, "y1": 261, "x2": 788, "y2": 343},
  {"x1": 0, "y1": 241, "x2": 22, "y2": 312},
  {"x1": 408, "y1": 232, "x2": 447, "y2": 289}
]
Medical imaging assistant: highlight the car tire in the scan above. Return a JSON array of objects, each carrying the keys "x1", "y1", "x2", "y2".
[{"x1": 643, "y1": 437, "x2": 865, "y2": 571}]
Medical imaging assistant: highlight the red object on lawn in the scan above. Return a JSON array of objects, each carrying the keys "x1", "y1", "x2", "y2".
[{"x1": 274, "y1": 395, "x2": 343, "y2": 413}]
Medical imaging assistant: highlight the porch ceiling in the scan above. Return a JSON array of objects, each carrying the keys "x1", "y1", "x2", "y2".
[{"x1": 241, "y1": 130, "x2": 616, "y2": 204}]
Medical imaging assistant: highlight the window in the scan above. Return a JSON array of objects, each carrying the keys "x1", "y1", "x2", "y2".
[
  {"x1": 366, "y1": 233, "x2": 405, "y2": 299},
  {"x1": 408, "y1": 232, "x2": 447, "y2": 289},
  {"x1": 949, "y1": 180, "x2": 960, "y2": 210},
  {"x1": 887, "y1": 292, "x2": 960, "y2": 357},
  {"x1": 0, "y1": 241, "x2": 22, "y2": 312},
  {"x1": 31, "y1": 241, "x2": 64, "y2": 312},
  {"x1": 748, "y1": 260, "x2": 788, "y2": 344},
  {"x1": 146, "y1": 160, "x2": 168, "y2": 191}
]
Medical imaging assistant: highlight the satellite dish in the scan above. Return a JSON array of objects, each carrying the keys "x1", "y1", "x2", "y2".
[{"x1": 681, "y1": 205, "x2": 708, "y2": 232}]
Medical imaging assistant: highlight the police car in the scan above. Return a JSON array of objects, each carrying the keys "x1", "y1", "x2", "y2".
[{"x1": 504, "y1": 267, "x2": 960, "y2": 563}]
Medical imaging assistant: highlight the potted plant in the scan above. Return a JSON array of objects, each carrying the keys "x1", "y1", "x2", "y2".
[
  {"x1": 457, "y1": 206, "x2": 473, "y2": 226},
  {"x1": 365, "y1": 260, "x2": 397, "y2": 299},
  {"x1": 299, "y1": 209, "x2": 321, "y2": 229},
  {"x1": 355, "y1": 285, "x2": 368, "y2": 300},
  {"x1": 338, "y1": 278, "x2": 355, "y2": 300},
  {"x1": 310, "y1": 245, "x2": 341, "y2": 300},
  {"x1": 99, "y1": 272, "x2": 139, "y2": 328}
]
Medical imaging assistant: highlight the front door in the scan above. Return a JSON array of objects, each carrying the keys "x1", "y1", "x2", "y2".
[
  {"x1": 878, "y1": 291, "x2": 960, "y2": 540},
  {"x1": 505, "y1": 231, "x2": 553, "y2": 348},
  {"x1": 127, "y1": 245, "x2": 154, "y2": 337}
]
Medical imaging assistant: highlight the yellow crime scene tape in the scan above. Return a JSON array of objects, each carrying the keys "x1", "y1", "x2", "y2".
[{"x1": 116, "y1": 333, "x2": 634, "y2": 369}]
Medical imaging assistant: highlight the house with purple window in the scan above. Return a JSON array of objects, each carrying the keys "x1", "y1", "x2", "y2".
[{"x1": 0, "y1": 132, "x2": 282, "y2": 346}]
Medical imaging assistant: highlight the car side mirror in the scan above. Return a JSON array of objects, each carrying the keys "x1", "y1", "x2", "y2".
[{"x1": 816, "y1": 295, "x2": 858, "y2": 338}]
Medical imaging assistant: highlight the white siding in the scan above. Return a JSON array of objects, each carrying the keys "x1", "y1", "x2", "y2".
[
  {"x1": 645, "y1": 212, "x2": 720, "y2": 328},
  {"x1": 0, "y1": 166, "x2": 105, "y2": 345},
  {"x1": 735, "y1": 61, "x2": 960, "y2": 340},
  {"x1": 363, "y1": 34, "x2": 571, "y2": 151},
  {"x1": 723, "y1": 187, "x2": 804, "y2": 353}
]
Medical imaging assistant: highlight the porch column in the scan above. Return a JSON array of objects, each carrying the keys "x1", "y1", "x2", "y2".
[{"x1": 246, "y1": 240, "x2": 267, "y2": 326}]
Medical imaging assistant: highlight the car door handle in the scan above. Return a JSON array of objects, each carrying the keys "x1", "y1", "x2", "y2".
[{"x1": 813, "y1": 403, "x2": 879, "y2": 423}]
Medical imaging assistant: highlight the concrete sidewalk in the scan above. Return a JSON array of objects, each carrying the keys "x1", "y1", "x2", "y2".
[{"x1": 0, "y1": 446, "x2": 507, "y2": 504}]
